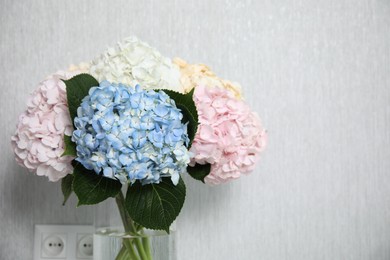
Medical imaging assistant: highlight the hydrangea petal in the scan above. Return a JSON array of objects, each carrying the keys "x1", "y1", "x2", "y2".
[
  {"x1": 190, "y1": 85, "x2": 266, "y2": 185},
  {"x1": 72, "y1": 81, "x2": 190, "y2": 185},
  {"x1": 11, "y1": 70, "x2": 84, "y2": 182}
]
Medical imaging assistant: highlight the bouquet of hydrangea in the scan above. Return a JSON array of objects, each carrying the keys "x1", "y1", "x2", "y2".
[{"x1": 11, "y1": 37, "x2": 266, "y2": 260}]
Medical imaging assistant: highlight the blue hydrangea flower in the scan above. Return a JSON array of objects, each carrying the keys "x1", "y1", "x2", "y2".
[{"x1": 72, "y1": 81, "x2": 190, "y2": 185}]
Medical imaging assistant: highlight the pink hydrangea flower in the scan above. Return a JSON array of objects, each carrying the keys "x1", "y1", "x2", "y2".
[
  {"x1": 190, "y1": 85, "x2": 267, "y2": 185},
  {"x1": 11, "y1": 71, "x2": 81, "y2": 181}
]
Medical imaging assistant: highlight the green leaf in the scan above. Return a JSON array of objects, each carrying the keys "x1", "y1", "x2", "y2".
[
  {"x1": 61, "y1": 174, "x2": 74, "y2": 205},
  {"x1": 161, "y1": 89, "x2": 198, "y2": 147},
  {"x1": 62, "y1": 73, "x2": 99, "y2": 126},
  {"x1": 125, "y1": 177, "x2": 186, "y2": 233},
  {"x1": 61, "y1": 135, "x2": 77, "y2": 157},
  {"x1": 73, "y1": 164, "x2": 122, "y2": 206},
  {"x1": 187, "y1": 163, "x2": 211, "y2": 183}
]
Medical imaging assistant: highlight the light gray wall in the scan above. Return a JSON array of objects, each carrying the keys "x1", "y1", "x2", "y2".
[{"x1": 1, "y1": 0, "x2": 390, "y2": 259}]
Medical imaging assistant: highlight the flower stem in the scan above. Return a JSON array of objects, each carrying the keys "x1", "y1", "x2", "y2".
[
  {"x1": 115, "y1": 246, "x2": 126, "y2": 260},
  {"x1": 115, "y1": 191, "x2": 134, "y2": 232},
  {"x1": 142, "y1": 236, "x2": 152, "y2": 259},
  {"x1": 123, "y1": 239, "x2": 141, "y2": 260},
  {"x1": 115, "y1": 245, "x2": 133, "y2": 260},
  {"x1": 115, "y1": 191, "x2": 152, "y2": 260}
]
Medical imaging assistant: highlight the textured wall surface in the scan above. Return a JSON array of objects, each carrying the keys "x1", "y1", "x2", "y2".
[{"x1": 1, "y1": 0, "x2": 390, "y2": 259}]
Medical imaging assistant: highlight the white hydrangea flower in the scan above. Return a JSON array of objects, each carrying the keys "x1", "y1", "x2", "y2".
[{"x1": 89, "y1": 37, "x2": 183, "y2": 92}]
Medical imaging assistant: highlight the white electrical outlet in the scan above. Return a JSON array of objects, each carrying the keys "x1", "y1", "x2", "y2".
[
  {"x1": 34, "y1": 225, "x2": 94, "y2": 260},
  {"x1": 76, "y1": 234, "x2": 93, "y2": 258},
  {"x1": 41, "y1": 233, "x2": 67, "y2": 258}
]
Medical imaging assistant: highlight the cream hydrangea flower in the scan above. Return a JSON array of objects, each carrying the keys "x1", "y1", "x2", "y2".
[
  {"x1": 89, "y1": 37, "x2": 183, "y2": 92},
  {"x1": 173, "y1": 58, "x2": 242, "y2": 99},
  {"x1": 68, "y1": 62, "x2": 90, "y2": 73}
]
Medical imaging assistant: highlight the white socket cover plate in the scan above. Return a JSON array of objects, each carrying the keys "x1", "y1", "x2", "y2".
[{"x1": 34, "y1": 225, "x2": 94, "y2": 260}]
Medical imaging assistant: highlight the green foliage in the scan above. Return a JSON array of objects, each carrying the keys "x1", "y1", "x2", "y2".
[
  {"x1": 125, "y1": 177, "x2": 186, "y2": 233},
  {"x1": 61, "y1": 174, "x2": 74, "y2": 205},
  {"x1": 62, "y1": 73, "x2": 99, "y2": 126},
  {"x1": 187, "y1": 163, "x2": 211, "y2": 183},
  {"x1": 61, "y1": 135, "x2": 76, "y2": 157},
  {"x1": 72, "y1": 164, "x2": 122, "y2": 206},
  {"x1": 162, "y1": 89, "x2": 198, "y2": 147}
]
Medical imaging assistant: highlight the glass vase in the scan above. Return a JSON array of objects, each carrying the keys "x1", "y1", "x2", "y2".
[
  {"x1": 94, "y1": 227, "x2": 173, "y2": 260},
  {"x1": 93, "y1": 191, "x2": 175, "y2": 260}
]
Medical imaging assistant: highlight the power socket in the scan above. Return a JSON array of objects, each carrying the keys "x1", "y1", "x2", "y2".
[
  {"x1": 34, "y1": 225, "x2": 94, "y2": 260},
  {"x1": 76, "y1": 234, "x2": 93, "y2": 258},
  {"x1": 41, "y1": 233, "x2": 67, "y2": 258}
]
